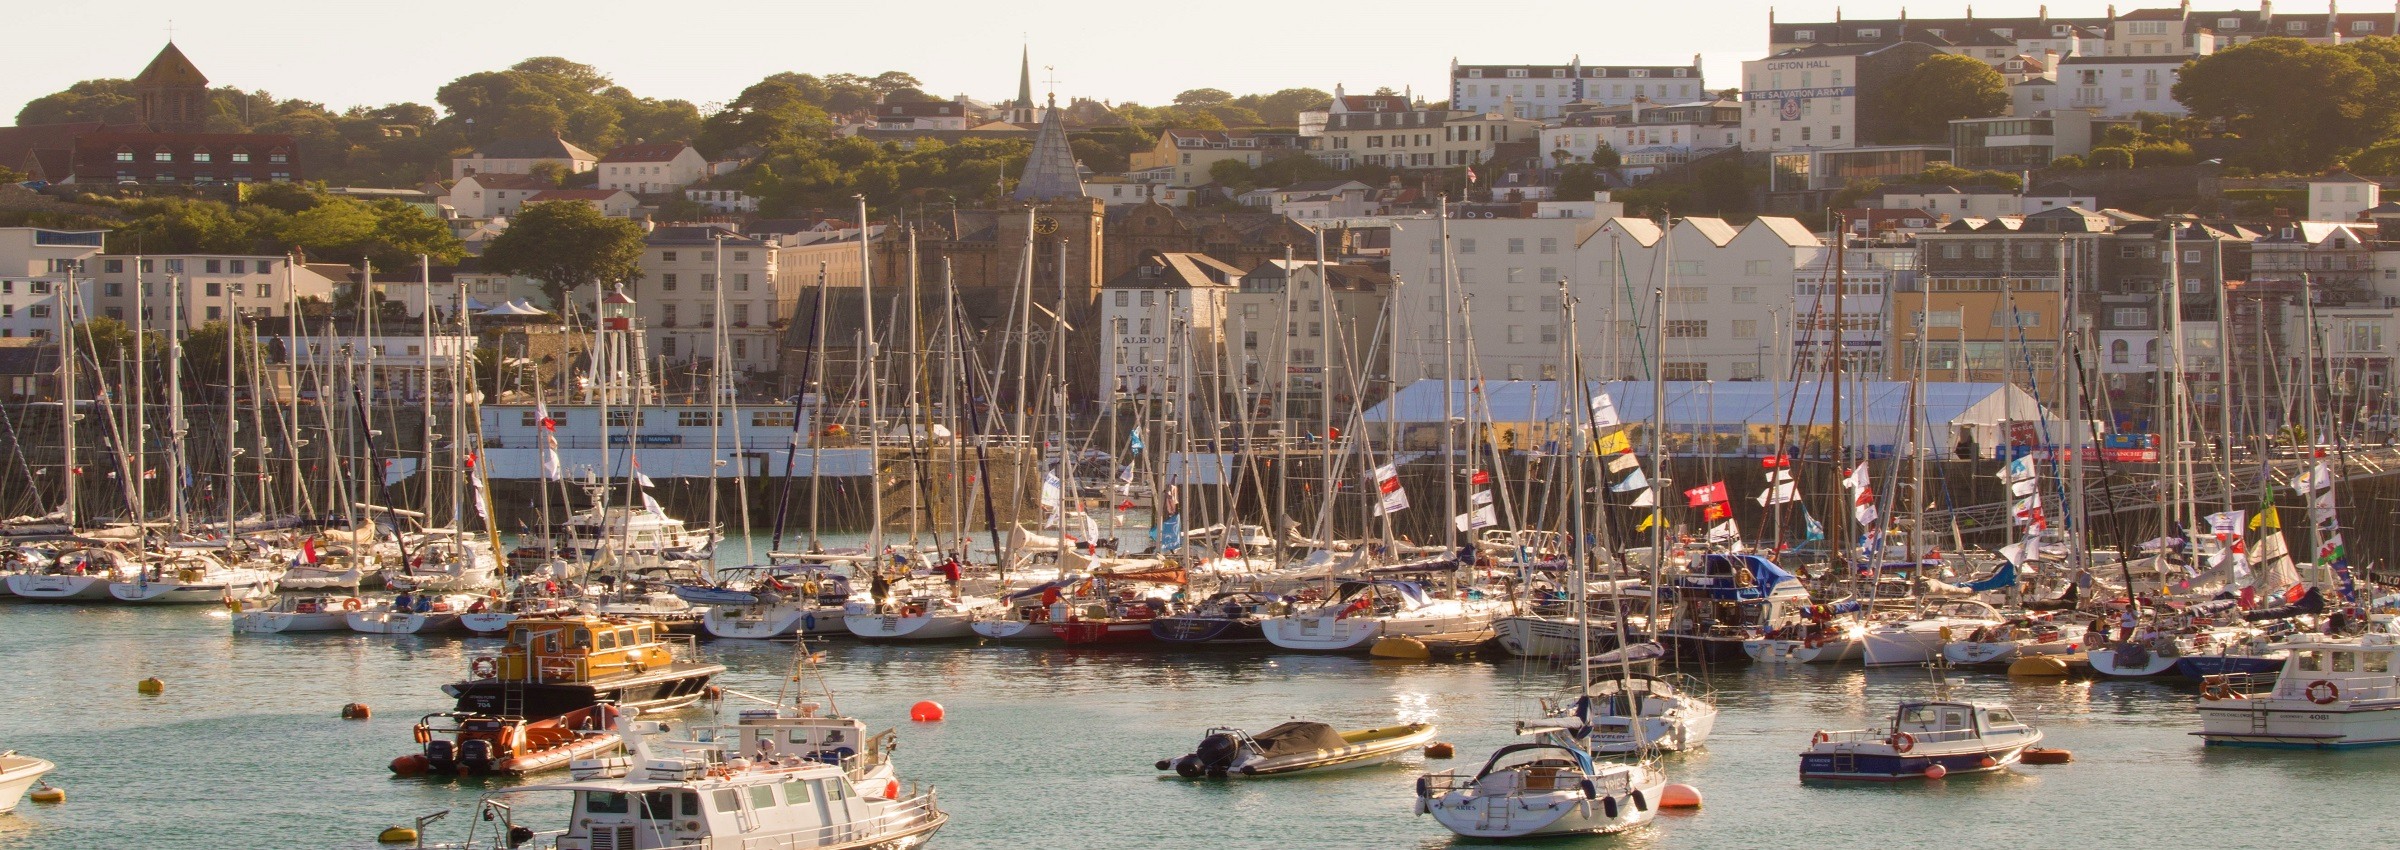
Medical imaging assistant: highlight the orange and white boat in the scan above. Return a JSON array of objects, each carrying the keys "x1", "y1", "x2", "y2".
[{"x1": 395, "y1": 704, "x2": 622, "y2": 776}]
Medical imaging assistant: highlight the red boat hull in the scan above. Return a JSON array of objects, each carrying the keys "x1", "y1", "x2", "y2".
[{"x1": 1057, "y1": 619, "x2": 1157, "y2": 645}]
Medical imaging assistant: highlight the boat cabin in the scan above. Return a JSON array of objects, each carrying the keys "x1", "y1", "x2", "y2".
[
  {"x1": 2268, "y1": 637, "x2": 2400, "y2": 703},
  {"x1": 1667, "y1": 554, "x2": 1811, "y2": 633},
  {"x1": 548, "y1": 767, "x2": 883, "y2": 850},
  {"x1": 1324, "y1": 579, "x2": 1436, "y2": 615},
  {"x1": 687, "y1": 707, "x2": 893, "y2": 771},
  {"x1": 498, "y1": 617, "x2": 674, "y2": 683},
  {"x1": 1887, "y1": 701, "x2": 2025, "y2": 744}
]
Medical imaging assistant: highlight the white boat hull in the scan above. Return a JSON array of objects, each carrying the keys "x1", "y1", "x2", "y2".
[
  {"x1": 279, "y1": 566, "x2": 367, "y2": 590},
  {"x1": 347, "y1": 611, "x2": 462, "y2": 635},
  {"x1": 0, "y1": 754, "x2": 56, "y2": 814},
  {"x1": 2088, "y1": 646, "x2": 2182, "y2": 677},
  {"x1": 459, "y1": 612, "x2": 518, "y2": 634},
  {"x1": 1745, "y1": 636, "x2": 1865, "y2": 664},
  {"x1": 1942, "y1": 639, "x2": 2075, "y2": 667},
  {"x1": 1424, "y1": 768, "x2": 1664, "y2": 838},
  {"x1": 1495, "y1": 615, "x2": 1607, "y2": 658},
  {"x1": 846, "y1": 611, "x2": 980, "y2": 640},
  {"x1": 3, "y1": 574, "x2": 111, "y2": 600},
  {"x1": 703, "y1": 605, "x2": 847, "y2": 639},
  {"x1": 1265, "y1": 606, "x2": 1498, "y2": 653},
  {"x1": 970, "y1": 619, "x2": 1059, "y2": 641},
  {"x1": 108, "y1": 571, "x2": 279, "y2": 604},
  {"x1": 233, "y1": 610, "x2": 352, "y2": 633}
]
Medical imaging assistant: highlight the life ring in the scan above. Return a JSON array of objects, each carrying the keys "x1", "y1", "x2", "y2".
[
  {"x1": 343, "y1": 598, "x2": 363, "y2": 612},
  {"x1": 1811, "y1": 731, "x2": 1829, "y2": 744},
  {"x1": 2306, "y1": 679, "x2": 2340, "y2": 705},
  {"x1": 1889, "y1": 732, "x2": 1916, "y2": 754},
  {"x1": 470, "y1": 657, "x2": 498, "y2": 679},
  {"x1": 2200, "y1": 680, "x2": 2227, "y2": 700},
  {"x1": 413, "y1": 725, "x2": 432, "y2": 745}
]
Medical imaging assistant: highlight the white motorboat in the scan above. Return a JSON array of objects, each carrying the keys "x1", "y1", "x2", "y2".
[
  {"x1": 1860, "y1": 599, "x2": 2005, "y2": 666},
  {"x1": 1800, "y1": 700, "x2": 2043, "y2": 780},
  {"x1": 1940, "y1": 617, "x2": 2084, "y2": 667},
  {"x1": 459, "y1": 594, "x2": 579, "y2": 636},
  {"x1": 1745, "y1": 617, "x2": 1870, "y2": 664},
  {"x1": 348, "y1": 593, "x2": 479, "y2": 635},
  {"x1": 842, "y1": 595, "x2": 996, "y2": 641},
  {"x1": 1417, "y1": 744, "x2": 1666, "y2": 838},
  {"x1": 1262, "y1": 579, "x2": 1504, "y2": 653},
  {"x1": 234, "y1": 594, "x2": 367, "y2": 633},
  {"x1": 1158, "y1": 721, "x2": 1436, "y2": 778},
  {"x1": 414, "y1": 708, "x2": 943, "y2": 850},
  {"x1": 383, "y1": 531, "x2": 501, "y2": 593},
  {"x1": 107, "y1": 549, "x2": 279, "y2": 604},
  {"x1": 545, "y1": 497, "x2": 717, "y2": 567},
  {"x1": 4, "y1": 549, "x2": 136, "y2": 600},
  {"x1": 2195, "y1": 633, "x2": 2400, "y2": 748},
  {"x1": 0, "y1": 750, "x2": 56, "y2": 814},
  {"x1": 692, "y1": 564, "x2": 855, "y2": 640}
]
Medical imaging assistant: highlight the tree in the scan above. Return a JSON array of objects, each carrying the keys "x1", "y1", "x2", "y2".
[
  {"x1": 1555, "y1": 164, "x2": 1608, "y2": 201},
  {"x1": 2049, "y1": 155, "x2": 2086, "y2": 170},
  {"x1": 2175, "y1": 38, "x2": 2378, "y2": 171},
  {"x1": 1207, "y1": 158, "x2": 1257, "y2": 188},
  {"x1": 277, "y1": 198, "x2": 465, "y2": 269},
  {"x1": 1173, "y1": 88, "x2": 1235, "y2": 107},
  {"x1": 15, "y1": 79, "x2": 139, "y2": 125},
  {"x1": 697, "y1": 79, "x2": 832, "y2": 156},
  {"x1": 1882, "y1": 54, "x2": 2009, "y2": 143},
  {"x1": 106, "y1": 198, "x2": 253, "y2": 255},
  {"x1": 479, "y1": 200, "x2": 646, "y2": 308}
]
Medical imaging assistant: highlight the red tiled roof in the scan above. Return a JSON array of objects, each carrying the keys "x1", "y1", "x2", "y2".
[{"x1": 526, "y1": 189, "x2": 625, "y2": 202}]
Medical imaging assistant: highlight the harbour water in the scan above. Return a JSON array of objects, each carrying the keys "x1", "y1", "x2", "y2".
[{"x1": 3, "y1": 599, "x2": 2394, "y2": 848}]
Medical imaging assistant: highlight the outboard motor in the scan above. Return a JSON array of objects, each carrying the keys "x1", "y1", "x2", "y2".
[
  {"x1": 424, "y1": 739, "x2": 457, "y2": 772},
  {"x1": 1193, "y1": 730, "x2": 1245, "y2": 778},
  {"x1": 459, "y1": 738, "x2": 495, "y2": 772}
]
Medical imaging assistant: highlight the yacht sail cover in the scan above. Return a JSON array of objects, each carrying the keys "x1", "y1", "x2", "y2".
[{"x1": 1249, "y1": 722, "x2": 1349, "y2": 757}]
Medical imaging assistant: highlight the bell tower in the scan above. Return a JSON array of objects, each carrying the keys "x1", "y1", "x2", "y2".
[{"x1": 133, "y1": 42, "x2": 211, "y2": 133}]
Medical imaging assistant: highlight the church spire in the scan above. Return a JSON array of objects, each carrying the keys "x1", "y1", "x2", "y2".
[
  {"x1": 134, "y1": 42, "x2": 210, "y2": 133},
  {"x1": 1015, "y1": 46, "x2": 1034, "y2": 109},
  {"x1": 1012, "y1": 92, "x2": 1083, "y2": 202}
]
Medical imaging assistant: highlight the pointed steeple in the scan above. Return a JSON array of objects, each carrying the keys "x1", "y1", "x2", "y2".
[
  {"x1": 134, "y1": 42, "x2": 210, "y2": 133},
  {"x1": 1015, "y1": 46, "x2": 1035, "y2": 109},
  {"x1": 134, "y1": 42, "x2": 209, "y2": 88},
  {"x1": 1012, "y1": 94, "x2": 1083, "y2": 202}
]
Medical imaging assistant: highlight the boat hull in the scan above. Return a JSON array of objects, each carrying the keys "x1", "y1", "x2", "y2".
[
  {"x1": 1057, "y1": 619, "x2": 1156, "y2": 646},
  {"x1": 844, "y1": 612, "x2": 979, "y2": 641},
  {"x1": 347, "y1": 611, "x2": 465, "y2": 635},
  {"x1": 1424, "y1": 770, "x2": 1664, "y2": 838},
  {"x1": 1942, "y1": 639, "x2": 2074, "y2": 668},
  {"x1": 5, "y1": 574, "x2": 114, "y2": 600},
  {"x1": 708, "y1": 605, "x2": 845, "y2": 639},
  {"x1": 0, "y1": 755, "x2": 55, "y2": 814},
  {"x1": 234, "y1": 611, "x2": 353, "y2": 633},
  {"x1": 1745, "y1": 637, "x2": 1864, "y2": 664},
  {"x1": 1150, "y1": 616, "x2": 1265, "y2": 645},
  {"x1": 2196, "y1": 698, "x2": 2400, "y2": 748},
  {"x1": 970, "y1": 619, "x2": 1058, "y2": 641},
  {"x1": 1495, "y1": 616, "x2": 1622, "y2": 659},
  {"x1": 444, "y1": 662, "x2": 725, "y2": 717},
  {"x1": 107, "y1": 575, "x2": 278, "y2": 604},
  {"x1": 1798, "y1": 746, "x2": 2032, "y2": 780},
  {"x1": 2175, "y1": 655, "x2": 2286, "y2": 680},
  {"x1": 2087, "y1": 646, "x2": 2182, "y2": 678}
]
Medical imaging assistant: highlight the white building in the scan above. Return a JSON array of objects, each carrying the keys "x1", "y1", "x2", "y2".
[
  {"x1": 0, "y1": 228, "x2": 102, "y2": 338},
  {"x1": 1880, "y1": 187, "x2": 2099, "y2": 219},
  {"x1": 2308, "y1": 171, "x2": 2381, "y2": 223},
  {"x1": 1313, "y1": 88, "x2": 1540, "y2": 170},
  {"x1": 1539, "y1": 100, "x2": 1742, "y2": 173},
  {"x1": 1740, "y1": 41, "x2": 1943, "y2": 152},
  {"x1": 445, "y1": 172, "x2": 553, "y2": 220},
  {"x1": 1098, "y1": 251, "x2": 1244, "y2": 399},
  {"x1": 598, "y1": 142, "x2": 709, "y2": 194},
  {"x1": 450, "y1": 135, "x2": 597, "y2": 181},
  {"x1": 271, "y1": 333, "x2": 477, "y2": 401},
  {"x1": 2056, "y1": 55, "x2": 2188, "y2": 116},
  {"x1": 1450, "y1": 57, "x2": 1707, "y2": 119},
  {"x1": 1238, "y1": 181, "x2": 1378, "y2": 220},
  {"x1": 628, "y1": 225, "x2": 785, "y2": 375},
  {"x1": 1085, "y1": 176, "x2": 1196, "y2": 208},
  {"x1": 88, "y1": 253, "x2": 338, "y2": 328},
  {"x1": 1388, "y1": 214, "x2": 1823, "y2": 384}
]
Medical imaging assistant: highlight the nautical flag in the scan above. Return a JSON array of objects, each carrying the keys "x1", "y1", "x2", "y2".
[
  {"x1": 1118, "y1": 463, "x2": 1135, "y2": 484},
  {"x1": 1611, "y1": 469, "x2": 1649, "y2": 493},
  {"x1": 142, "y1": 468, "x2": 157, "y2": 480},
  {"x1": 299, "y1": 538, "x2": 319, "y2": 566},
  {"x1": 1998, "y1": 453, "x2": 2036, "y2": 484},
  {"x1": 1635, "y1": 512, "x2": 1656, "y2": 532},
  {"x1": 1040, "y1": 472, "x2": 1063, "y2": 510},
  {"x1": 1768, "y1": 468, "x2": 1793, "y2": 482},
  {"x1": 2252, "y1": 504, "x2": 2280, "y2": 530},
  {"x1": 636, "y1": 471, "x2": 657, "y2": 489},
  {"x1": 470, "y1": 469, "x2": 490, "y2": 519},
  {"x1": 1128, "y1": 429, "x2": 1145, "y2": 455},
  {"x1": 1471, "y1": 469, "x2": 1491, "y2": 485},
  {"x1": 641, "y1": 491, "x2": 665, "y2": 515},
  {"x1": 1590, "y1": 394, "x2": 1621, "y2": 428},
  {"x1": 1845, "y1": 462, "x2": 1872, "y2": 492},
  {"x1": 1606, "y1": 452, "x2": 1642, "y2": 473},
  {"x1": 1115, "y1": 499, "x2": 1135, "y2": 511},
  {"x1": 536, "y1": 397, "x2": 563, "y2": 481},
  {"x1": 1455, "y1": 505, "x2": 1498, "y2": 532},
  {"x1": 2205, "y1": 511, "x2": 2246, "y2": 538},
  {"x1": 1630, "y1": 488, "x2": 1656, "y2": 507},
  {"x1": 1684, "y1": 481, "x2": 1728, "y2": 507},
  {"x1": 1464, "y1": 166, "x2": 1478, "y2": 183},
  {"x1": 1470, "y1": 489, "x2": 1495, "y2": 506},
  {"x1": 1853, "y1": 501, "x2": 1878, "y2": 527},
  {"x1": 1595, "y1": 429, "x2": 1631, "y2": 455},
  {"x1": 2293, "y1": 463, "x2": 2335, "y2": 495},
  {"x1": 382, "y1": 457, "x2": 419, "y2": 485},
  {"x1": 1998, "y1": 541, "x2": 2027, "y2": 566},
  {"x1": 1371, "y1": 464, "x2": 1410, "y2": 515},
  {"x1": 1707, "y1": 519, "x2": 1740, "y2": 543},
  {"x1": 1702, "y1": 502, "x2": 1731, "y2": 522},
  {"x1": 2008, "y1": 477, "x2": 2037, "y2": 497},
  {"x1": 1803, "y1": 511, "x2": 1825, "y2": 541},
  {"x1": 1756, "y1": 482, "x2": 1798, "y2": 506}
]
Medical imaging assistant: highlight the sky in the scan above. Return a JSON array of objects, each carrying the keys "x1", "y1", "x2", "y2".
[{"x1": 7, "y1": 1, "x2": 2213, "y2": 123}]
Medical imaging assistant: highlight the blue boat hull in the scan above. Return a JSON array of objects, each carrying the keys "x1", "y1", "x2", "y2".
[
  {"x1": 1151, "y1": 616, "x2": 1266, "y2": 644},
  {"x1": 1799, "y1": 749, "x2": 2022, "y2": 781},
  {"x1": 2175, "y1": 655, "x2": 2284, "y2": 680}
]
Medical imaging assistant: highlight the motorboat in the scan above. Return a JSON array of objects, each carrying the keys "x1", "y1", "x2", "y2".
[
  {"x1": 2175, "y1": 628, "x2": 2290, "y2": 680},
  {"x1": 1417, "y1": 744, "x2": 1666, "y2": 838},
  {"x1": 1799, "y1": 700, "x2": 2042, "y2": 781},
  {"x1": 541, "y1": 496, "x2": 718, "y2": 567},
  {"x1": 696, "y1": 565, "x2": 854, "y2": 640},
  {"x1": 1744, "y1": 602, "x2": 1870, "y2": 664},
  {"x1": 460, "y1": 590, "x2": 581, "y2": 636},
  {"x1": 445, "y1": 615, "x2": 724, "y2": 718},
  {"x1": 1260, "y1": 579, "x2": 1504, "y2": 653},
  {"x1": 410, "y1": 708, "x2": 944, "y2": 850},
  {"x1": 383, "y1": 530, "x2": 501, "y2": 593},
  {"x1": 233, "y1": 594, "x2": 367, "y2": 634},
  {"x1": 1525, "y1": 664, "x2": 1718, "y2": 754},
  {"x1": 843, "y1": 595, "x2": 996, "y2": 641},
  {"x1": 0, "y1": 750, "x2": 55, "y2": 814},
  {"x1": 1940, "y1": 615, "x2": 2085, "y2": 668},
  {"x1": 1158, "y1": 721, "x2": 1436, "y2": 778},
  {"x1": 583, "y1": 566, "x2": 709, "y2": 633},
  {"x1": 347, "y1": 592, "x2": 480, "y2": 635},
  {"x1": 1860, "y1": 599, "x2": 2006, "y2": 666},
  {"x1": 1655, "y1": 553, "x2": 1813, "y2": 663},
  {"x1": 2194, "y1": 633, "x2": 2400, "y2": 748},
  {"x1": 1151, "y1": 591, "x2": 1286, "y2": 645},
  {"x1": 685, "y1": 705, "x2": 899, "y2": 793},
  {"x1": 4, "y1": 548, "x2": 139, "y2": 600},
  {"x1": 399, "y1": 705, "x2": 622, "y2": 776},
  {"x1": 105, "y1": 548, "x2": 279, "y2": 604}
]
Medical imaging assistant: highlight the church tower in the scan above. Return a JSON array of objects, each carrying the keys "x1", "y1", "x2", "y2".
[
  {"x1": 1006, "y1": 47, "x2": 1039, "y2": 125},
  {"x1": 133, "y1": 42, "x2": 211, "y2": 133}
]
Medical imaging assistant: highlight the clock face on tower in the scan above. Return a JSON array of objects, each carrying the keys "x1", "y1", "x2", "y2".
[{"x1": 1034, "y1": 216, "x2": 1059, "y2": 235}]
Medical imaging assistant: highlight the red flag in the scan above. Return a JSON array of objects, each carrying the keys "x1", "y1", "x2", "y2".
[
  {"x1": 1224, "y1": 546, "x2": 1240, "y2": 559},
  {"x1": 1702, "y1": 502, "x2": 1731, "y2": 522},
  {"x1": 300, "y1": 539, "x2": 319, "y2": 565},
  {"x1": 1470, "y1": 470, "x2": 1491, "y2": 485},
  {"x1": 1116, "y1": 499, "x2": 1136, "y2": 511},
  {"x1": 1328, "y1": 426, "x2": 1341, "y2": 441},
  {"x1": 1684, "y1": 482, "x2": 1728, "y2": 507}
]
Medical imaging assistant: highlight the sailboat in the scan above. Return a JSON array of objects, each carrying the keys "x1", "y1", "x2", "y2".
[{"x1": 1419, "y1": 285, "x2": 1668, "y2": 837}]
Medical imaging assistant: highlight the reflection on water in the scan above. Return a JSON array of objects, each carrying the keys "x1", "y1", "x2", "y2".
[{"x1": 3, "y1": 601, "x2": 2395, "y2": 850}]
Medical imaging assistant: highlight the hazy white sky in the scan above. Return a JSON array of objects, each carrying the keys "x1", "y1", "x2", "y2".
[{"x1": 10, "y1": 1, "x2": 2184, "y2": 122}]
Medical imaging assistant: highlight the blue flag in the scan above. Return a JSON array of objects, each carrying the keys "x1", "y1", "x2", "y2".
[
  {"x1": 1153, "y1": 514, "x2": 1184, "y2": 550},
  {"x1": 1609, "y1": 468, "x2": 1649, "y2": 493},
  {"x1": 1128, "y1": 429, "x2": 1145, "y2": 455},
  {"x1": 1803, "y1": 510, "x2": 1825, "y2": 542}
]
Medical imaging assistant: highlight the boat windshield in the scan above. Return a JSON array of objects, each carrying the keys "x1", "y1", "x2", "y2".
[{"x1": 1475, "y1": 743, "x2": 1594, "y2": 778}]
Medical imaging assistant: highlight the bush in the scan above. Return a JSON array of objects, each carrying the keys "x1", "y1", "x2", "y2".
[
  {"x1": 2049, "y1": 155, "x2": 2085, "y2": 170},
  {"x1": 2089, "y1": 147, "x2": 2136, "y2": 169},
  {"x1": 2131, "y1": 141, "x2": 2199, "y2": 167}
]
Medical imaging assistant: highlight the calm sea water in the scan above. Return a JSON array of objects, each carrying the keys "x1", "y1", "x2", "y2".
[{"x1": 3, "y1": 597, "x2": 2395, "y2": 849}]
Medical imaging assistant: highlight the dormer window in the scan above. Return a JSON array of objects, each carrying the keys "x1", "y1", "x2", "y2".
[
  {"x1": 192, "y1": 152, "x2": 211, "y2": 163},
  {"x1": 1858, "y1": 27, "x2": 1882, "y2": 38},
  {"x1": 2055, "y1": 24, "x2": 2072, "y2": 35},
  {"x1": 153, "y1": 151, "x2": 173, "y2": 162},
  {"x1": 2356, "y1": 21, "x2": 2376, "y2": 33},
  {"x1": 1507, "y1": 69, "x2": 1528, "y2": 78},
  {"x1": 231, "y1": 151, "x2": 250, "y2": 163},
  {"x1": 1551, "y1": 69, "x2": 1566, "y2": 78},
  {"x1": 1467, "y1": 69, "x2": 1483, "y2": 78},
  {"x1": 2288, "y1": 21, "x2": 2307, "y2": 33},
  {"x1": 1794, "y1": 29, "x2": 1815, "y2": 41},
  {"x1": 2219, "y1": 18, "x2": 2241, "y2": 30},
  {"x1": 1673, "y1": 68, "x2": 1689, "y2": 77},
  {"x1": 1631, "y1": 69, "x2": 1650, "y2": 78}
]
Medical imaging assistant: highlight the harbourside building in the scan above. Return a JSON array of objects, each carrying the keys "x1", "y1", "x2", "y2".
[{"x1": 1448, "y1": 57, "x2": 1709, "y2": 119}]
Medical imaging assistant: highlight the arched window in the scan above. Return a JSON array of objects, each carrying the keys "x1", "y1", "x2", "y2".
[
  {"x1": 2144, "y1": 339, "x2": 2159, "y2": 364},
  {"x1": 2110, "y1": 340, "x2": 2129, "y2": 364}
]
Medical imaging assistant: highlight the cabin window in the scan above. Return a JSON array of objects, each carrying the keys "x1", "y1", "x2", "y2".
[
  {"x1": 825, "y1": 780, "x2": 847, "y2": 800},
  {"x1": 713, "y1": 789, "x2": 741, "y2": 812},
  {"x1": 642, "y1": 791, "x2": 676, "y2": 820},
  {"x1": 2332, "y1": 652, "x2": 2356, "y2": 673},
  {"x1": 573, "y1": 629, "x2": 593, "y2": 649},
  {"x1": 1984, "y1": 709, "x2": 2016, "y2": 725},
  {"x1": 679, "y1": 792, "x2": 702, "y2": 816},
  {"x1": 2366, "y1": 652, "x2": 2392, "y2": 674},
  {"x1": 2298, "y1": 651, "x2": 2324, "y2": 672},
  {"x1": 782, "y1": 780, "x2": 813, "y2": 803},
  {"x1": 636, "y1": 625, "x2": 655, "y2": 643},
  {"x1": 585, "y1": 792, "x2": 631, "y2": 814},
  {"x1": 748, "y1": 785, "x2": 778, "y2": 809},
  {"x1": 596, "y1": 630, "x2": 618, "y2": 650}
]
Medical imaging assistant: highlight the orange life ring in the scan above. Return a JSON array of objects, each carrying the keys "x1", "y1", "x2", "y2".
[
  {"x1": 1889, "y1": 732, "x2": 1916, "y2": 754},
  {"x1": 470, "y1": 657, "x2": 498, "y2": 679},
  {"x1": 1811, "y1": 731, "x2": 1829, "y2": 744},
  {"x1": 343, "y1": 598, "x2": 363, "y2": 612},
  {"x1": 413, "y1": 725, "x2": 432, "y2": 745},
  {"x1": 2306, "y1": 679, "x2": 2340, "y2": 705}
]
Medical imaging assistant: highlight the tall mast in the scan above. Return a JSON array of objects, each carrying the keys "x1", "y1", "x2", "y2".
[
  {"x1": 168, "y1": 271, "x2": 186, "y2": 537},
  {"x1": 709, "y1": 232, "x2": 725, "y2": 570},
  {"x1": 1828, "y1": 214, "x2": 1847, "y2": 565},
  {"x1": 856, "y1": 197, "x2": 885, "y2": 558},
  {"x1": 1012, "y1": 209, "x2": 1037, "y2": 440},
  {"x1": 225, "y1": 269, "x2": 240, "y2": 531},
  {"x1": 1438, "y1": 201, "x2": 1458, "y2": 551},
  {"x1": 56, "y1": 259, "x2": 77, "y2": 526},
  {"x1": 1315, "y1": 228, "x2": 1334, "y2": 545}
]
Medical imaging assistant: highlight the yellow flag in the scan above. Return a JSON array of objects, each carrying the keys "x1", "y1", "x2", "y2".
[
  {"x1": 1636, "y1": 512, "x2": 1656, "y2": 531},
  {"x1": 2252, "y1": 506, "x2": 2279, "y2": 531},
  {"x1": 1595, "y1": 429, "x2": 1631, "y2": 455}
]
